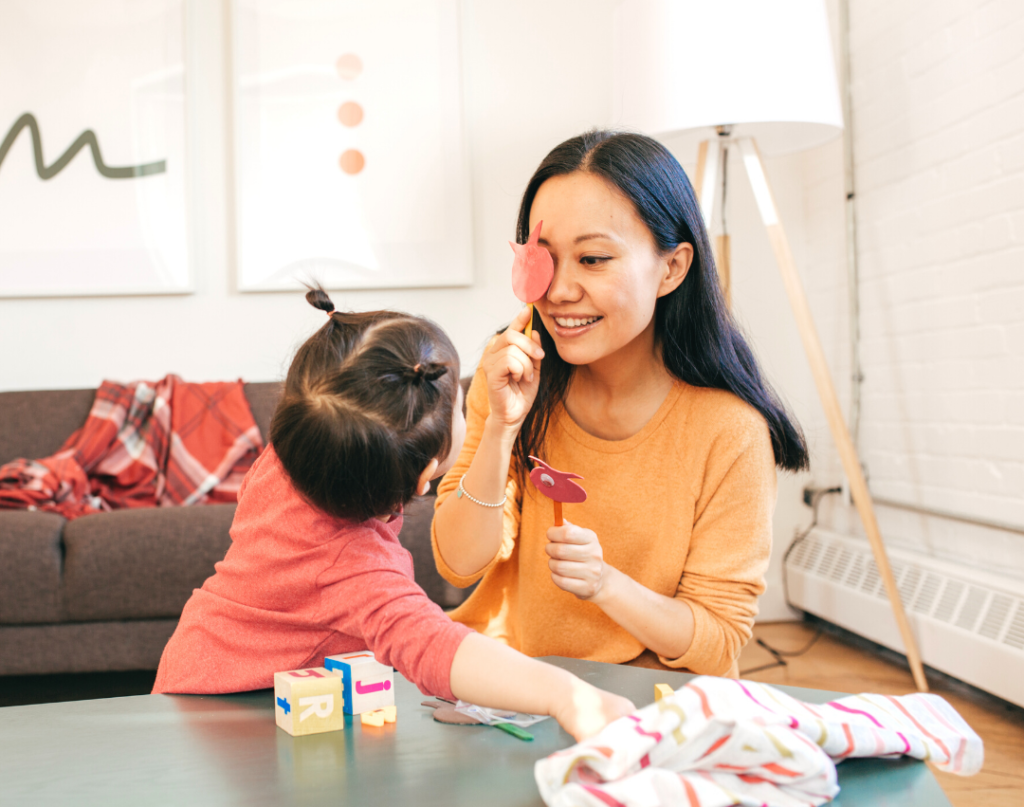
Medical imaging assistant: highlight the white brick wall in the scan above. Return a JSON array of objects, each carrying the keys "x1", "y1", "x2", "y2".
[{"x1": 810, "y1": 0, "x2": 1024, "y2": 579}]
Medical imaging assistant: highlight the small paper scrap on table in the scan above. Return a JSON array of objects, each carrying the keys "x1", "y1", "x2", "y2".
[{"x1": 534, "y1": 676, "x2": 982, "y2": 807}]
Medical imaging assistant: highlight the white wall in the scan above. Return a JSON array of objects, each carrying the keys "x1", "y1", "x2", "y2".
[
  {"x1": 808, "y1": 0, "x2": 1024, "y2": 585},
  {"x1": 0, "y1": 0, "x2": 626, "y2": 392},
  {"x1": 0, "y1": 0, "x2": 844, "y2": 622}
]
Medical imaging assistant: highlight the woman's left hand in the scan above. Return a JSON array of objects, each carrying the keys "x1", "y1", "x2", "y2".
[{"x1": 545, "y1": 520, "x2": 608, "y2": 601}]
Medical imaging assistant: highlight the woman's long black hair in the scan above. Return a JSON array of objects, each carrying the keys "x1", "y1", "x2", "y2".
[{"x1": 513, "y1": 130, "x2": 809, "y2": 476}]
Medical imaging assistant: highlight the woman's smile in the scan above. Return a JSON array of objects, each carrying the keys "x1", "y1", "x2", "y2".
[{"x1": 551, "y1": 314, "x2": 603, "y2": 336}]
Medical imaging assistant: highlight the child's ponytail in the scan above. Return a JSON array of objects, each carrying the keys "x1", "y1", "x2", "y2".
[
  {"x1": 306, "y1": 286, "x2": 335, "y2": 315},
  {"x1": 270, "y1": 287, "x2": 460, "y2": 522},
  {"x1": 401, "y1": 362, "x2": 448, "y2": 385}
]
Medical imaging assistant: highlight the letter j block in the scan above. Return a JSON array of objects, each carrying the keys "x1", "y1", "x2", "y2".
[
  {"x1": 274, "y1": 667, "x2": 345, "y2": 736},
  {"x1": 324, "y1": 652, "x2": 394, "y2": 715}
]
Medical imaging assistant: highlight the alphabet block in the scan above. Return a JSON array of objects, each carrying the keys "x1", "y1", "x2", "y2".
[
  {"x1": 324, "y1": 651, "x2": 394, "y2": 715},
  {"x1": 274, "y1": 667, "x2": 345, "y2": 736}
]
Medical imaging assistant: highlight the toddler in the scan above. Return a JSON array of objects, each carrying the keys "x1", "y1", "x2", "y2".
[{"x1": 153, "y1": 288, "x2": 634, "y2": 740}]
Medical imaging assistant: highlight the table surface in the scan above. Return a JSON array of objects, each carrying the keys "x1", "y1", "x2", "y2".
[{"x1": 0, "y1": 657, "x2": 951, "y2": 806}]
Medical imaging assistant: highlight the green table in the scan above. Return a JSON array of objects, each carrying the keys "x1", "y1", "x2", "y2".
[{"x1": 0, "y1": 657, "x2": 951, "y2": 806}]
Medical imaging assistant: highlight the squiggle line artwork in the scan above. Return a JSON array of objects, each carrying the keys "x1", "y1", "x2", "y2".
[{"x1": 0, "y1": 112, "x2": 166, "y2": 180}]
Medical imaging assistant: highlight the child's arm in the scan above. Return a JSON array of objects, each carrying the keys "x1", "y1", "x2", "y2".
[
  {"x1": 449, "y1": 632, "x2": 635, "y2": 741},
  {"x1": 324, "y1": 528, "x2": 633, "y2": 740}
]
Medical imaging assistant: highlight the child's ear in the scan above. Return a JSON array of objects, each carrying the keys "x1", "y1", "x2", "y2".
[{"x1": 416, "y1": 459, "x2": 439, "y2": 496}]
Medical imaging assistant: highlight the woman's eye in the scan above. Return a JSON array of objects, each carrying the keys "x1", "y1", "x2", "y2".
[{"x1": 580, "y1": 255, "x2": 609, "y2": 266}]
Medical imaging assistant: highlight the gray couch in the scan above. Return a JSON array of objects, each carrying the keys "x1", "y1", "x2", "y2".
[{"x1": 0, "y1": 382, "x2": 470, "y2": 677}]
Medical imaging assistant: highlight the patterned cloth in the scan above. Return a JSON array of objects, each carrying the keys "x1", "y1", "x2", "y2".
[
  {"x1": 0, "y1": 375, "x2": 263, "y2": 519},
  {"x1": 535, "y1": 676, "x2": 983, "y2": 807}
]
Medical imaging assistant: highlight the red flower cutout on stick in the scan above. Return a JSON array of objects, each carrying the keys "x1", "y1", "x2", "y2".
[
  {"x1": 529, "y1": 455, "x2": 586, "y2": 527},
  {"x1": 510, "y1": 221, "x2": 554, "y2": 339}
]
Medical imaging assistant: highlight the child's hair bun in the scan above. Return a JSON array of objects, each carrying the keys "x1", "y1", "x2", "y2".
[
  {"x1": 305, "y1": 285, "x2": 336, "y2": 315},
  {"x1": 272, "y1": 300, "x2": 460, "y2": 522},
  {"x1": 402, "y1": 362, "x2": 448, "y2": 385}
]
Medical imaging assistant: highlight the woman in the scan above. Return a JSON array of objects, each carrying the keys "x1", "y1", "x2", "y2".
[{"x1": 432, "y1": 131, "x2": 807, "y2": 677}]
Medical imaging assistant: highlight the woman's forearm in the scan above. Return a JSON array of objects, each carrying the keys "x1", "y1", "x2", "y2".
[
  {"x1": 433, "y1": 417, "x2": 518, "y2": 577},
  {"x1": 591, "y1": 567, "x2": 696, "y2": 660}
]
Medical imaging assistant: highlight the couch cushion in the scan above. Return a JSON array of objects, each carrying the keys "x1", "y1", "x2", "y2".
[
  {"x1": 61, "y1": 505, "x2": 236, "y2": 621},
  {"x1": 0, "y1": 388, "x2": 96, "y2": 465},
  {"x1": 0, "y1": 510, "x2": 65, "y2": 624},
  {"x1": 400, "y1": 495, "x2": 474, "y2": 609},
  {"x1": 0, "y1": 620, "x2": 178, "y2": 675},
  {"x1": 243, "y1": 382, "x2": 282, "y2": 444}
]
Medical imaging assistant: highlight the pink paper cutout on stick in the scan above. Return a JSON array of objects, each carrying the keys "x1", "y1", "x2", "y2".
[
  {"x1": 528, "y1": 456, "x2": 587, "y2": 504},
  {"x1": 510, "y1": 221, "x2": 555, "y2": 303}
]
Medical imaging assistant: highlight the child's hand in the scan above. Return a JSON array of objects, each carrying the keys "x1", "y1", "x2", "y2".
[
  {"x1": 481, "y1": 306, "x2": 545, "y2": 433},
  {"x1": 546, "y1": 520, "x2": 608, "y2": 601},
  {"x1": 551, "y1": 679, "x2": 636, "y2": 742}
]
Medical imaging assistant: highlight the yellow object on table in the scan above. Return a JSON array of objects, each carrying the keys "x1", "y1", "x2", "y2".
[{"x1": 361, "y1": 705, "x2": 397, "y2": 727}]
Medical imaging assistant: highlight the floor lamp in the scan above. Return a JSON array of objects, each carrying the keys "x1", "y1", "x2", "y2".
[{"x1": 614, "y1": 0, "x2": 929, "y2": 692}]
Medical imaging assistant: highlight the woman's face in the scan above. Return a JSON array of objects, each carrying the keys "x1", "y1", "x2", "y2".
[{"x1": 529, "y1": 172, "x2": 692, "y2": 369}]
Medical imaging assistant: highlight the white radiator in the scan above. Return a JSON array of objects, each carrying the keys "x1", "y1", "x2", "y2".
[{"x1": 785, "y1": 528, "x2": 1024, "y2": 707}]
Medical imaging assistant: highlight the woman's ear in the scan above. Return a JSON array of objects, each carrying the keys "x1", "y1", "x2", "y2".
[
  {"x1": 416, "y1": 458, "x2": 440, "y2": 496},
  {"x1": 657, "y1": 242, "x2": 694, "y2": 298}
]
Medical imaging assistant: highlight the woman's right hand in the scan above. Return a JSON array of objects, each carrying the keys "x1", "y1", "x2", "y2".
[{"x1": 480, "y1": 305, "x2": 545, "y2": 432}]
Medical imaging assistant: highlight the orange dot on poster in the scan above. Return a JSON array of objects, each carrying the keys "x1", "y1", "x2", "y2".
[
  {"x1": 337, "y1": 102, "x2": 364, "y2": 127},
  {"x1": 339, "y1": 149, "x2": 365, "y2": 175},
  {"x1": 335, "y1": 54, "x2": 363, "y2": 80}
]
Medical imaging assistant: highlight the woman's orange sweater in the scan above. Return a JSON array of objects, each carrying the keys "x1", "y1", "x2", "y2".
[{"x1": 432, "y1": 369, "x2": 777, "y2": 678}]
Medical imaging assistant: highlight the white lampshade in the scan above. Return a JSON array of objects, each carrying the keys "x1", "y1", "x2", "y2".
[{"x1": 613, "y1": 0, "x2": 843, "y2": 157}]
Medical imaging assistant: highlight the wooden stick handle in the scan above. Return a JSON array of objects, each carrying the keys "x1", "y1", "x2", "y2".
[
  {"x1": 524, "y1": 303, "x2": 533, "y2": 341},
  {"x1": 553, "y1": 500, "x2": 563, "y2": 527},
  {"x1": 739, "y1": 138, "x2": 928, "y2": 692}
]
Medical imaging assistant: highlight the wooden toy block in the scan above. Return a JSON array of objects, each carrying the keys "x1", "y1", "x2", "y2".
[
  {"x1": 654, "y1": 683, "x2": 673, "y2": 702},
  {"x1": 274, "y1": 667, "x2": 345, "y2": 737},
  {"x1": 324, "y1": 651, "x2": 394, "y2": 715},
  {"x1": 361, "y1": 710, "x2": 385, "y2": 727},
  {"x1": 360, "y1": 705, "x2": 397, "y2": 727}
]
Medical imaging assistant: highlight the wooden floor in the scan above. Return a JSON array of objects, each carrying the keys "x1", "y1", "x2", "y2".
[{"x1": 740, "y1": 621, "x2": 1024, "y2": 807}]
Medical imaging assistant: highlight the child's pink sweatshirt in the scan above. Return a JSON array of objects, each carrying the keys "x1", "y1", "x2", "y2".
[{"x1": 152, "y1": 445, "x2": 472, "y2": 698}]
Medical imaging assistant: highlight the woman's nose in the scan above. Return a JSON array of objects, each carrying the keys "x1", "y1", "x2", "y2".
[{"x1": 545, "y1": 259, "x2": 582, "y2": 304}]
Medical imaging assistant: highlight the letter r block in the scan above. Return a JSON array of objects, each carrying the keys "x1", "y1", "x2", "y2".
[
  {"x1": 274, "y1": 667, "x2": 345, "y2": 736},
  {"x1": 324, "y1": 651, "x2": 395, "y2": 715}
]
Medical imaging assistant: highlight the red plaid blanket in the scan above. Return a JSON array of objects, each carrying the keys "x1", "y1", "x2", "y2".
[{"x1": 0, "y1": 375, "x2": 264, "y2": 519}]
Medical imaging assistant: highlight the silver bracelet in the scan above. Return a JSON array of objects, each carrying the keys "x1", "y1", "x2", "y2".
[{"x1": 456, "y1": 474, "x2": 507, "y2": 508}]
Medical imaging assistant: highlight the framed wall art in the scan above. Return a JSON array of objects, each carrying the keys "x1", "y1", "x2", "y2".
[
  {"x1": 0, "y1": 0, "x2": 190, "y2": 297},
  {"x1": 232, "y1": 0, "x2": 473, "y2": 291}
]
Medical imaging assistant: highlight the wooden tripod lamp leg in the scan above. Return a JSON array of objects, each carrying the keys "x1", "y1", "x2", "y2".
[
  {"x1": 694, "y1": 140, "x2": 709, "y2": 206},
  {"x1": 694, "y1": 139, "x2": 720, "y2": 233},
  {"x1": 694, "y1": 140, "x2": 731, "y2": 305},
  {"x1": 737, "y1": 138, "x2": 929, "y2": 692},
  {"x1": 716, "y1": 233, "x2": 732, "y2": 307}
]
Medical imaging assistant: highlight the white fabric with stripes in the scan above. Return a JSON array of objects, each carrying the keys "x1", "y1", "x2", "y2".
[{"x1": 535, "y1": 676, "x2": 982, "y2": 807}]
